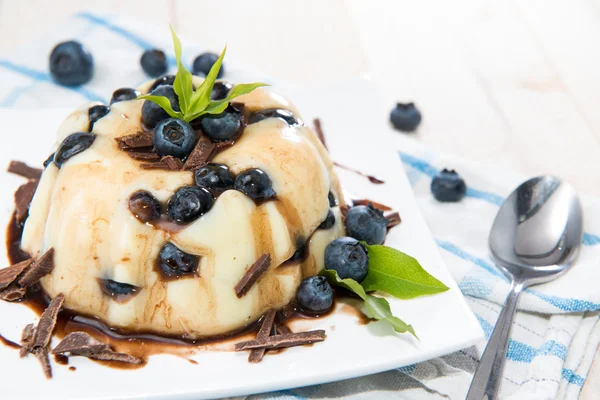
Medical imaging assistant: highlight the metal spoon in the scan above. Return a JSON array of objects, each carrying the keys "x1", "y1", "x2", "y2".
[{"x1": 466, "y1": 176, "x2": 583, "y2": 400}]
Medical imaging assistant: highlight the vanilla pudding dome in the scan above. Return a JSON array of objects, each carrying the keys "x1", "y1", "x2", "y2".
[{"x1": 20, "y1": 75, "x2": 345, "y2": 339}]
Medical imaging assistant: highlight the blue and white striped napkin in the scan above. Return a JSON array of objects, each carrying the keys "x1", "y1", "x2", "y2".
[{"x1": 1, "y1": 12, "x2": 599, "y2": 400}]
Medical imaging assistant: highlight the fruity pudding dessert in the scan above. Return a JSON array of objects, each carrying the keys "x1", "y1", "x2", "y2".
[{"x1": 0, "y1": 29, "x2": 448, "y2": 378}]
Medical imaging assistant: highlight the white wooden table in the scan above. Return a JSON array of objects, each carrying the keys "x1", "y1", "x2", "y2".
[{"x1": 0, "y1": 0, "x2": 599, "y2": 397}]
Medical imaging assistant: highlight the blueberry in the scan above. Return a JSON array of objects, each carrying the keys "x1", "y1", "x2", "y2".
[
  {"x1": 98, "y1": 279, "x2": 139, "y2": 298},
  {"x1": 128, "y1": 191, "x2": 161, "y2": 223},
  {"x1": 49, "y1": 40, "x2": 94, "y2": 86},
  {"x1": 234, "y1": 169, "x2": 276, "y2": 201},
  {"x1": 431, "y1": 169, "x2": 466, "y2": 202},
  {"x1": 147, "y1": 75, "x2": 175, "y2": 93},
  {"x1": 194, "y1": 163, "x2": 234, "y2": 192},
  {"x1": 211, "y1": 81, "x2": 233, "y2": 100},
  {"x1": 140, "y1": 49, "x2": 167, "y2": 77},
  {"x1": 142, "y1": 85, "x2": 180, "y2": 128},
  {"x1": 199, "y1": 106, "x2": 242, "y2": 141},
  {"x1": 54, "y1": 132, "x2": 96, "y2": 168},
  {"x1": 43, "y1": 153, "x2": 55, "y2": 168},
  {"x1": 286, "y1": 242, "x2": 308, "y2": 264},
  {"x1": 390, "y1": 102, "x2": 422, "y2": 132},
  {"x1": 158, "y1": 242, "x2": 199, "y2": 277},
  {"x1": 153, "y1": 118, "x2": 196, "y2": 159},
  {"x1": 248, "y1": 109, "x2": 299, "y2": 126},
  {"x1": 318, "y1": 209, "x2": 335, "y2": 230},
  {"x1": 88, "y1": 105, "x2": 109, "y2": 131},
  {"x1": 296, "y1": 276, "x2": 333, "y2": 314},
  {"x1": 110, "y1": 88, "x2": 140, "y2": 105},
  {"x1": 345, "y1": 204, "x2": 387, "y2": 245},
  {"x1": 324, "y1": 237, "x2": 369, "y2": 282},
  {"x1": 167, "y1": 186, "x2": 214, "y2": 224},
  {"x1": 192, "y1": 53, "x2": 224, "y2": 78},
  {"x1": 328, "y1": 191, "x2": 337, "y2": 207}
]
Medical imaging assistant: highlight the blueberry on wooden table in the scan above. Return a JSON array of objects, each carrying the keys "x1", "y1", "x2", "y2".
[
  {"x1": 110, "y1": 88, "x2": 141, "y2": 105},
  {"x1": 390, "y1": 102, "x2": 422, "y2": 132},
  {"x1": 158, "y1": 243, "x2": 199, "y2": 277},
  {"x1": 199, "y1": 106, "x2": 242, "y2": 141},
  {"x1": 54, "y1": 132, "x2": 96, "y2": 168},
  {"x1": 431, "y1": 169, "x2": 467, "y2": 202},
  {"x1": 167, "y1": 186, "x2": 214, "y2": 224},
  {"x1": 140, "y1": 49, "x2": 168, "y2": 77},
  {"x1": 296, "y1": 276, "x2": 333, "y2": 314},
  {"x1": 192, "y1": 52, "x2": 224, "y2": 78},
  {"x1": 49, "y1": 40, "x2": 94, "y2": 86},
  {"x1": 153, "y1": 118, "x2": 196, "y2": 159},
  {"x1": 324, "y1": 237, "x2": 369, "y2": 282},
  {"x1": 345, "y1": 204, "x2": 387, "y2": 245},
  {"x1": 234, "y1": 169, "x2": 276, "y2": 201},
  {"x1": 128, "y1": 191, "x2": 161, "y2": 223},
  {"x1": 142, "y1": 85, "x2": 180, "y2": 128},
  {"x1": 194, "y1": 164, "x2": 235, "y2": 192}
]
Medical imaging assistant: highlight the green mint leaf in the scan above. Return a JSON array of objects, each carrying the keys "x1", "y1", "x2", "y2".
[
  {"x1": 187, "y1": 46, "x2": 227, "y2": 118},
  {"x1": 361, "y1": 244, "x2": 449, "y2": 299},
  {"x1": 224, "y1": 82, "x2": 269, "y2": 100},
  {"x1": 138, "y1": 27, "x2": 268, "y2": 124},
  {"x1": 137, "y1": 95, "x2": 183, "y2": 119},
  {"x1": 169, "y1": 25, "x2": 193, "y2": 115},
  {"x1": 363, "y1": 295, "x2": 418, "y2": 339},
  {"x1": 320, "y1": 269, "x2": 416, "y2": 338}
]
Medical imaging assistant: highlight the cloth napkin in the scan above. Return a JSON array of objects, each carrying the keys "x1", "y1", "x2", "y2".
[{"x1": 1, "y1": 12, "x2": 599, "y2": 400}]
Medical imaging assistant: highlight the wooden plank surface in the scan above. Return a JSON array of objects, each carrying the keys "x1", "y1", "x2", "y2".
[{"x1": 0, "y1": 0, "x2": 599, "y2": 396}]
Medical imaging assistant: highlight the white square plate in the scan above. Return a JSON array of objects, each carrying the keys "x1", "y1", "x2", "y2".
[{"x1": 0, "y1": 78, "x2": 483, "y2": 399}]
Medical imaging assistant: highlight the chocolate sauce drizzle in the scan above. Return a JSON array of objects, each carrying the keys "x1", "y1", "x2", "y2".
[{"x1": 333, "y1": 162, "x2": 385, "y2": 184}]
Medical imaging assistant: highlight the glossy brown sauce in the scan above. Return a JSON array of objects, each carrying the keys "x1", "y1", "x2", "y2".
[
  {"x1": 0, "y1": 332, "x2": 21, "y2": 349},
  {"x1": 333, "y1": 162, "x2": 385, "y2": 184}
]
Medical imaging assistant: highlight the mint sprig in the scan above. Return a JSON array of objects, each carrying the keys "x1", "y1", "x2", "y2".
[
  {"x1": 138, "y1": 26, "x2": 268, "y2": 123},
  {"x1": 321, "y1": 244, "x2": 449, "y2": 338},
  {"x1": 362, "y1": 244, "x2": 449, "y2": 298},
  {"x1": 320, "y1": 269, "x2": 417, "y2": 339}
]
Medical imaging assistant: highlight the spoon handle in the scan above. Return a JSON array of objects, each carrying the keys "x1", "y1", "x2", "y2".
[{"x1": 466, "y1": 280, "x2": 525, "y2": 400}]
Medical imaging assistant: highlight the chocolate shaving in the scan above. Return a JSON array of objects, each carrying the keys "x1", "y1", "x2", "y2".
[
  {"x1": 35, "y1": 347, "x2": 52, "y2": 378},
  {"x1": 8, "y1": 161, "x2": 42, "y2": 180},
  {"x1": 53, "y1": 332, "x2": 142, "y2": 364},
  {"x1": 126, "y1": 151, "x2": 161, "y2": 162},
  {"x1": 313, "y1": 118, "x2": 328, "y2": 150},
  {"x1": 15, "y1": 180, "x2": 39, "y2": 223},
  {"x1": 140, "y1": 156, "x2": 184, "y2": 171},
  {"x1": 163, "y1": 156, "x2": 183, "y2": 170},
  {"x1": 19, "y1": 323, "x2": 35, "y2": 358},
  {"x1": 33, "y1": 294, "x2": 65, "y2": 349},
  {"x1": 235, "y1": 330, "x2": 326, "y2": 351},
  {"x1": 385, "y1": 211, "x2": 402, "y2": 229},
  {"x1": 352, "y1": 199, "x2": 393, "y2": 211},
  {"x1": 18, "y1": 248, "x2": 55, "y2": 288},
  {"x1": 115, "y1": 131, "x2": 153, "y2": 149},
  {"x1": 0, "y1": 286, "x2": 26, "y2": 301},
  {"x1": 215, "y1": 140, "x2": 235, "y2": 148},
  {"x1": 249, "y1": 309, "x2": 276, "y2": 363},
  {"x1": 275, "y1": 324, "x2": 292, "y2": 335},
  {"x1": 340, "y1": 205, "x2": 350, "y2": 218},
  {"x1": 53, "y1": 332, "x2": 109, "y2": 354},
  {"x1": 234, "y1": 254, "x2": 271, "y2": 298},
  {"x1": 0, "y1": 258, "x2": 33, "y2": 291},
  {"x1": 182, "y1": 135, "x2": 216, "y2": 171}
]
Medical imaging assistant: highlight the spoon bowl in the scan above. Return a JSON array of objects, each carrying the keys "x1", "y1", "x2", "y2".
[{"x1": 466, "y1": 176, "x2": 583, "y2": 400}]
